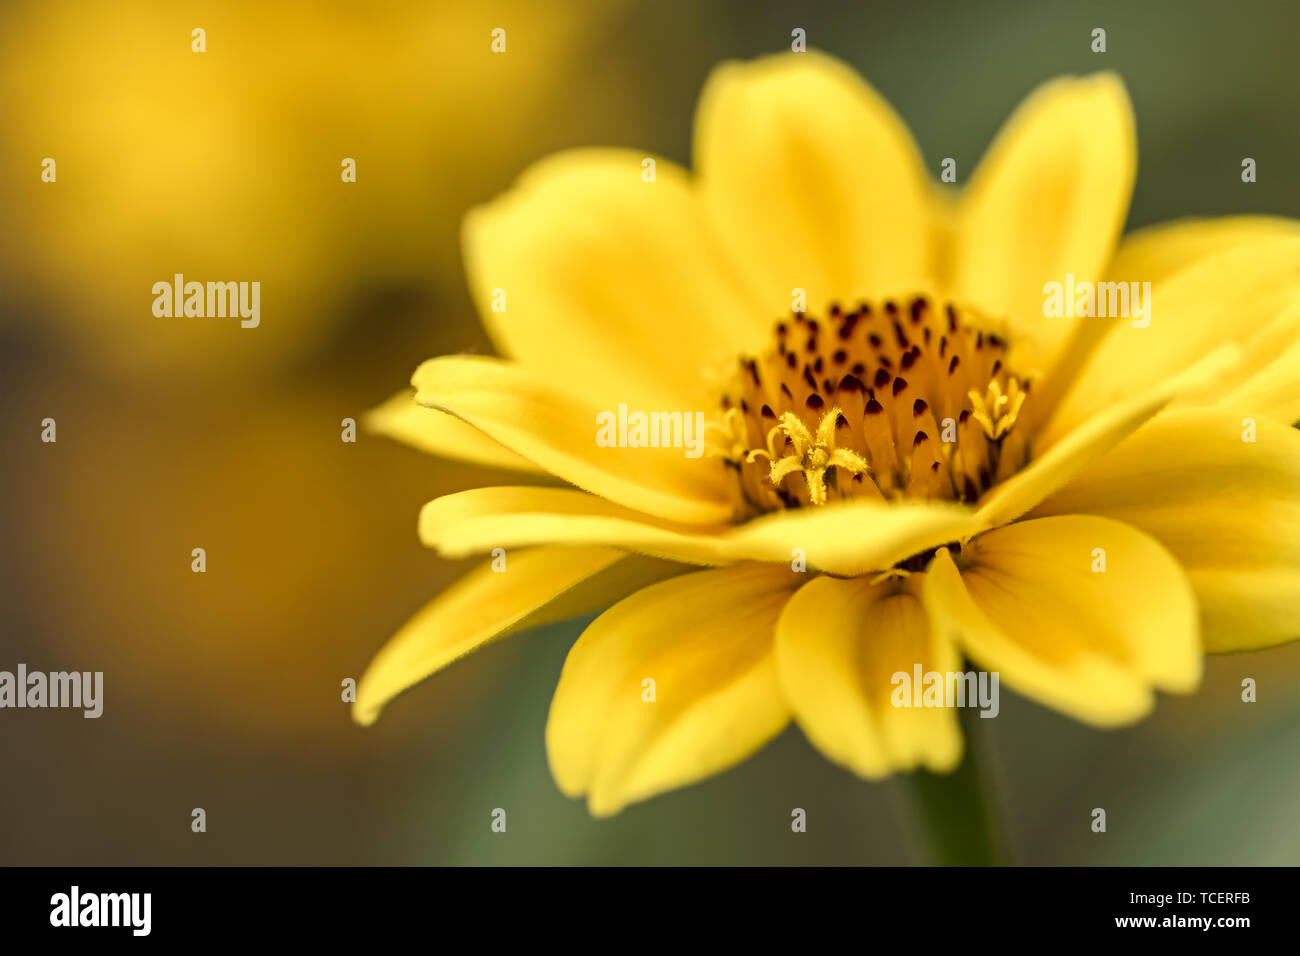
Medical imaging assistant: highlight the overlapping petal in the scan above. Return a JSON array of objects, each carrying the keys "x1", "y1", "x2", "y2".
[
  {"x1": 974, "y1": 344, "x2": 1241, "y2": 528},
  {"x1": 923, "y1": 515, "x2": 1201, "y2": 726},
  {"x1": 354, "y1": 546, "x2": 685, "y2": 725},
  {"x1": 1106, "y1": 215, "x2": 1300, "y2": 286},
  {"x1": 546, "y1": 563, "x2": 799, "y2": 816},
  {"x1": 366, "y1": 389, "x2": 541, "y2": 472},
  {"x1": 419, "y1": 485, "x2": 982, "y2": 577},
  {"x1": 1045, "y1": 237, "x2": 1300, "y2": 439},
  {"x1": 775, "y1": 575, "x2": 962, "y2": 778},
  {"x1": 411, "y1": 355, "x2": 734, "y2": 524},
  {"x1": 462, "y1": 148, "x2": 766, "y2": 411},
  {"x1": 1031, "y1": 409, "x2": 1300, "y2": 652}
]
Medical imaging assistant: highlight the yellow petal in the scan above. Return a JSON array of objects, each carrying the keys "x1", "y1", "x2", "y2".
[
  {"x1": 462, "y1": 148, "x2": 765, "y2": 410},
  {"x1": 951, "y1": 74, "x2": 1135, "y2": 363},
  {"x1": 1018, "y1": 217, "x2": 1295, "y2": 430},
  {"x1": 546, "y1": 563, "x2": 798, "y2": 816},
  {"x1": 1216, "y1": 336, "x2": 1300, "y2": 424},
  {"x1": 775, "y1": 575, "x2": 962, "y2": 779},
  {"x1": 727, "y1": 496, "x2": 979, "y2": 576},
  {"x1": 365, "y1": 389, "x2": 541, "y2": 472},
  {"x1": 419, "y1": 485, "x2": 981, "y2": 577},
  {"x1": 693, "y1": 51, "x2": 934, "y2": 313},
  {"x1": 420, "y1": 485, "x2": 734, "y2": 566},
  {"x1": 354, "y1": 546, "x2": 684, "y2": 726},
  {"x1": 1048, "y1": 237, "x2": 1300, "y2": 438},
  {"x1": 923, "y1": 516, "x2": 1200, "y2": 727},
  {"x1": 1106, "y1": 215, "x2": 1300, "y2": 286},
  {"x1": 1031, "y1": 409, "x2": 1300, "y2": 652},
  {"x1": 975, "y1": 344, "x2": 1240, "y2": 529},
  {"x1": 411, "y1": 355, "x2": 733, "y2": 524}
]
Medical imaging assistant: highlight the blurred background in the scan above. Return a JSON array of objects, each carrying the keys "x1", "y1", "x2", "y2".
[{"x1": 2, "y1": 0, "x2": 1298, "y2": 865}]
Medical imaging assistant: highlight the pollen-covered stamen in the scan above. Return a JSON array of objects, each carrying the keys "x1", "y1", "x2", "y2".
[
  {"x1": 969, "y1": 377, "x2": 1027, "y2": 440},
  {"x1": 759, "y1": 407, "x2": 870, "y2": 506},
  {"x1": 715, "y1": 295, "x2": 1035, "y2": 513}
]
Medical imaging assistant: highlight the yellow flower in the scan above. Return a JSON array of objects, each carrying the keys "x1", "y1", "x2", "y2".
[{"x1": 356, "y1": 52, "x2": 1300, "y2": 816}]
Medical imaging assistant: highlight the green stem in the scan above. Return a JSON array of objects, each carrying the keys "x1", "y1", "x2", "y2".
[{"x1": 901, "y1": 705, "x2": 1010, "y2": 866}]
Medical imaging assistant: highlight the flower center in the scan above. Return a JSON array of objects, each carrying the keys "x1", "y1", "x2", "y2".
[{"x1": 713, "y1": 296, "x2": 1033, "y2": 514}]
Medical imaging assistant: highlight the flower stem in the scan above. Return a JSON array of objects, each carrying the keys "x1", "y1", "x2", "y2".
[{"x1": 900, "y1": 705, "x2": 1010, "y2": 866}]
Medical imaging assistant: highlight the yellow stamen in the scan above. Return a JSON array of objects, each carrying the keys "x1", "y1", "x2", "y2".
[
  {"x1": 766, "y1": 406, "x2": 870, "y2": 505},
  {"x1": 968, "y1": 377, "x2": 1026, "y2": 440}
]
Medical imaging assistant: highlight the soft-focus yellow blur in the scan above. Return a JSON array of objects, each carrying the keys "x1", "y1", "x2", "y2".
[
  {"x1": 0, "y1": 0, "x2": 611, "y2": 377},
  {"x1": 0, "y1": 0, "x2": 666, "y2": 864}
]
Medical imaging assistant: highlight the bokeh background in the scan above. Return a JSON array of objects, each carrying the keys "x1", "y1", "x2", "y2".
[{"x1": 3, "y1": 0, "x2": 1299, "y2": 865}]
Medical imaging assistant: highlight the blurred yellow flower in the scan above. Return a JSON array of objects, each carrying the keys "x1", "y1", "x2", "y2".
[
  {"x1": 357, "y1": 52, "x2": 1300, "y2": 816},
  {"x1": 0, "y1": 0, "x2": 610, "y2": 376}
]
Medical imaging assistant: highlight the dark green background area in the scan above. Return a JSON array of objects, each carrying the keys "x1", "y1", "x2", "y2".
[{"x1": 2, "y1": 0, "x2": 1298, "y2": 865}]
